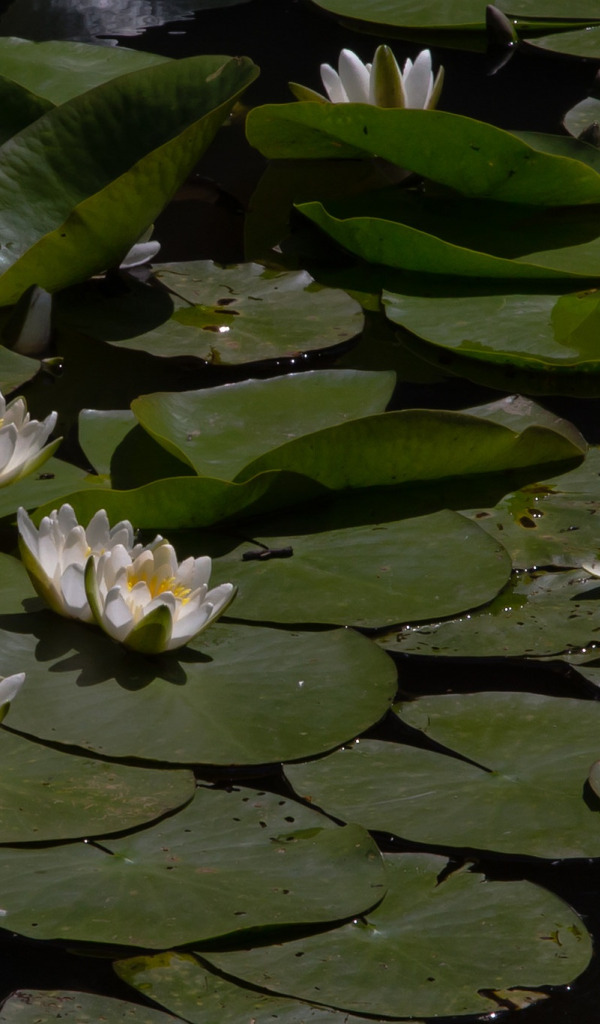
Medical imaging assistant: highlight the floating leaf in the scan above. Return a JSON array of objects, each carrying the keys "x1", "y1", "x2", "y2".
[
  {"x1": 204, "y1": 853, "x2": 590, "y2": 1018},
  {"x1": 131, "y1": 370, "x2": 395, "y2": 477},
  {"x1": 56, "y1": 263, "x2": 363, "y2": 365},
  {"x1": 247, "y1": 104, "x2": 600, "y2": 205},
  {"x1": 384, "y1": 284, "x2": 600, "y2": 383},
  {"x1": 299, "y1": 193, "x2": 600, "y2": 280},
  {"x1": 213, "y1": 510, "x2": 511, "y2": 627},
  {"x1": 0, "y1": 730, "x2": 195, "y2": 844},
  {"x1": 309, "y1": 0, "x2": 600, "y2": 31},
  {"x1": 0, "y1": 37, "x2": 169, "y2": 105},
  {"x1": 115, "y1": 952, "x2": 376, "y2": 1024},
  {"x1": 379, "y1": 568, "x2": 600, "y2": 660},
  {"x1": 0, "y1": 54, "x2": 258, "y2": 304},
  {"x1": 0, "y1": 990, "x2": 178, "y2": 1024},
  {"x1": 287, "y1": 691, "x2": 600, "y2": 858},
  {"x1": 533, "y1": 25, "x2": 600, "y2": 56},
  {"x1": 0, "y1": 789, "x2": 385, "y2": 947}
]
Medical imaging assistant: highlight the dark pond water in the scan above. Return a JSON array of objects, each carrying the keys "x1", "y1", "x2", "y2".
[{"x1": 0, "y1": 1, "x2": 600, "y2": 1022}]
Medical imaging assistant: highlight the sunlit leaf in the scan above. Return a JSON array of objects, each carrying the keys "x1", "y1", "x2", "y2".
[
  {"x1": 203, "y1": 853, "x2": 590, "y2": 1017},
  {"x1": 0, "y1": 789, "x2": 385, "y2": 947},
  {"x1": 286, "y1": 691, "x2": 600, "y2": 858},
  {"x1": 0, "y1": 730, "x2": 195, "y2": 843}
]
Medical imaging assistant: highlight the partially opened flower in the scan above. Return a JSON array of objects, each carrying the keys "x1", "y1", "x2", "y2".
[
  {"x1": 119, "y1": 227, "x2": 161, "y2": 270},
  {"x1": 85, "y1": 539, "x2": 237, "y2": 654},
  {"x1": 0, "y1": 672, "x2": 25, "y2": 723},
  {"x1": 0, "y1": 391, "x2": 58, "y2": 487},
  {"x1": 18, "y1": 504, "x2": 151, "y2": 623},
  {"x1": 290, "y1": 46, "x2": 444, "y2": 110}
]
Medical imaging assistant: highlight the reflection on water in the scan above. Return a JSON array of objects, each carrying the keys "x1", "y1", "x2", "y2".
[{"x1": 0, "y1": 0, "x2": 199, "y2": 42}]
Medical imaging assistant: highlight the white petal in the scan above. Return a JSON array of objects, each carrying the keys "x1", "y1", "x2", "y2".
[
  {"x1": 4, "y1": 397, "x2": 27, "y2": 429},
  {"x1": 0, "y1": 672, "x2": 25, "y2": 706},
  {"x1": 120, "y1": 240, "x2": 161, "y2": 269},
  {"x1": 338, "y1": 49, "x2": 371, "y2": 102},
  {"x1": 102, "y1": 588, "x2": 135, "y2": 642},
  {"x1": 17, "y1": 506, "x2": 38, "y2": 556},
  {"x1": 60, "y1": 563, "x2": 92, "y2": 620},
  {"x1": 320, "y1": 63, "x2": 348, "y2": 103},
  {"x1": 0, "y1": 425, "x2": 17, "y2": 474},
  {"x1": 12, "y1": 287, "x2": 52, "y2": 356},
  {"x1": 57, "y1": 504, "x2": 79, "y2": 534},
  {"x1": 403, "y1": 49, "x2": 434, "y2": 109},
  {"x1": 85, "y1": 509, "x2": 111, "y2": 552}
]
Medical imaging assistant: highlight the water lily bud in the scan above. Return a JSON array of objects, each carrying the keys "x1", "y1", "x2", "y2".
[{"x1": 5, "y1": 285, "x2": 52, "y2": 357}]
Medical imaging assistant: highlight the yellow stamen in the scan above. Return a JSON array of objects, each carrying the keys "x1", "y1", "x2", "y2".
[{"x1": 128, "y1": 571, "x2": 191, "y2": 604}]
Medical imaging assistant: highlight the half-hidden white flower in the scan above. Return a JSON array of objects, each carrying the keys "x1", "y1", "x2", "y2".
[
  {"x1": 85, "y1": 539, "x2": 237, "y2": 655},
  {"x1": 290, "y1": 46, "x2": 444, "y2": 110},
  {"x1": 119, "y1": 226, "x2": 161, "y2": 270},
  {"x1": 0, "y1": 672, "x2": 25, "y2": 723},
  {"x1": 0, "y1": 391, "x2": 58, "y2": 487},
  {"x1": 8, "y1": 285, "x2": 53, "y2": 356},
  {"x1": 18, "y1": 504, "x2": 150, "y2": 623}
]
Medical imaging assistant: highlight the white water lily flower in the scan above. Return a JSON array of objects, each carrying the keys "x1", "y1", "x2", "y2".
[
  {"x1": 291, "y1": 46, "x2": 444, "y2": 110},
  {"x1": 0, "y1": 672, "x2": 25, "y2": 723},
  {"x1": 18, "y1": 504, "x2": 152, "y2": 623},
  {"x1": 0, "y1": 392, "x2": 58, "y2": 487},
  {"x1": 85, "y1": 539, "x2": 237, "y2": 654}
]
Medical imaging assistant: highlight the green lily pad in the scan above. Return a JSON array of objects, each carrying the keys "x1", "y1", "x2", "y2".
[
  {"x1": 115, "y1": 952, "x2": 383, "y2": 1024},
  {"x1": 379, "y1": 568, "x2": 600, "y2": 660},
  {"x1": 56, "y1": 263, "x2": 363, "y2": 365},
  {"x1": 78, "y1": 409, "x2": 136, "y2": 478},
  {"x1": 203, "y1": 852, "x2": 590, "y2": 1018},
  {"x1": 0, "y1": 990, "x2": 179, "y2": 1024},
  {"x1": 384, "y1": 284, "x2": 600, "y2": 378},
  {"x1": 0, "y1": 789, "x2": 385, "y2": 947},
  {"x1": 286, "y1": 691, "x2": 600, "y2": 859},
  {"x1": 299, "y1": 192, "x2": 600, "y2": 280},
  {"x1": 212, "y1": 509, "x2": 511, "y2": 627},
  {"x1": 234, "y1": 405, "x2": 585, "y2": 487},
  {"x1": 0, "y1": 729, "x2": 195, "y2": 843},
  {"x1": 533, "y1": 25, "x2": 600, "y2": 55},
  {"x1": 0, "y1": 37, "x2": 169, "y2": 106},
  {"x1": 0, "y1": 343, "x2": 39, "y2": 393},
  {"x1": 0, "y1": 54, "x2": 258, "y2": 305},
  {"x1": 247, "y1": 104, "x2": 600, "y2": 205},
  {"x1": 309, "y1": 0, "x2": 600, "y2": 30},
  {"x1": 131, "y1": 370, "x2": 394, "y2": 477},
  {"x1": 2, "y1": 556, "x2": 396, "y2": 764}
]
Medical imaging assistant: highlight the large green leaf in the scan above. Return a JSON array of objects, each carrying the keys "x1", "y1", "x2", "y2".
[
  {"x1": 0, "y1": 54, "x2": 258, "y2": 305},
  {"x1": 309, "y1": 0, "x2": 600, "y2": 30},
  {"x1": 131, "y1": 370, "x2": 395, "y2": 477},
  {"x1": 0, "y1": 991, "x2": 178, "y2": 1024},
  {"x1": 235, "y1": 406, "x2": 586, "y2": 486},
  {"x1": 384, "y1": 284, "x2": 600, "y2": 380},
  {"x1": 0, "y1": 789, "x2": 385, "y2": 947},
  {"x1": 298, "y1": 194, "x2": 600, "y2": 279},
  {"x1": 212, "y1": 510, "x2": 511, "y2": 627},
  {"x1": 286, "y1": 691, "x2": 600, "y2": 859},
  {"x1": 2, "y1": 557, "x2": 396, "y2": 764},
  {"x1": 115, "y1": 952, "x2": 381, "y2": 1024},
  {"x1": 246, "y1": 104, "x2": 600, "y2": 205},
  {"x1": 0, "y1": 37, "x2": 169, "y2": 105},
  {"x1": 204, "y1": 853, "x2": 590, "y2": 1018},
  {"x1": 0, "y1": 730, "x2": 195, "y2": 843}
]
